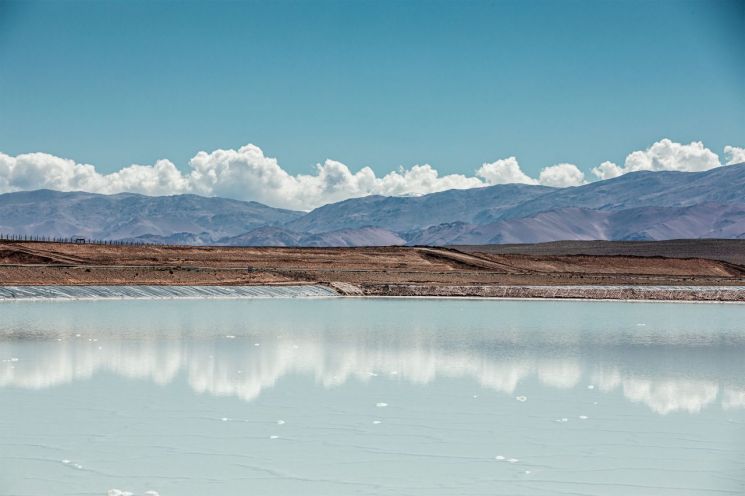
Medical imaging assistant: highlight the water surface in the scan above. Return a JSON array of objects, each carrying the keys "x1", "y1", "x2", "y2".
[{"x1": 1, "y1": 299, "x2": 744, "y2": 495}]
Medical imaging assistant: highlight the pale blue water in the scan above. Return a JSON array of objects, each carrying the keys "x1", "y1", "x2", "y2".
[{"x1": 1, "y1": 299, "x2": 744, "y2": 496}]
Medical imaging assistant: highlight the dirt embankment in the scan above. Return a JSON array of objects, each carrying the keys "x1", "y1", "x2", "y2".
[
  {"x1": 0, "y1": 241, "x2": 743, "y2": 300},
  {"x1": 353, "y1": 284, "x2": 745, "y2": 301},
  {"x1": 454, "y1": 239, "x2": 745, "y2": 265}
]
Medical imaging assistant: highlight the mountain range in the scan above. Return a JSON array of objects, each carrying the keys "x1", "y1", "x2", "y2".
[{"x1": 1, "y1": 163, "x2": 744, "y2": 246}]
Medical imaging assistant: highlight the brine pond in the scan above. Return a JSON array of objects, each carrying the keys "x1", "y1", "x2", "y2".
[{"x1": 1, "y1": 298, "x2": 744, "y2": 495}]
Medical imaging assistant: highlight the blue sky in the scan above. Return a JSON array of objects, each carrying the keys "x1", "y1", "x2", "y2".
[{"x1": 0, "y1": 0, "x2": 743, "y2": 208}]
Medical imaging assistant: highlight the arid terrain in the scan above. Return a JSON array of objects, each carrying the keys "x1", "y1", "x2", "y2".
[
  {"x1": 455, "y1": 239, "x2": 745, "y2": 265},
  {"x1": 0, "y1": 240, "x2": 744, "y2": 301}
]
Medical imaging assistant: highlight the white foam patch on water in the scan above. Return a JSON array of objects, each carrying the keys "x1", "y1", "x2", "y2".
[
  {"x1": 276, "y1": 419, "x2": 285, "y2": 425},
  {"x1": 495, "y1": 455, "x2": 505, "y2": 460},
  {"x1": 372, "y1": 420, "x2": 382, "y2": 424},
  {"x1": 376, "y1": 402, "x2": 388, "y2": 407},
  {"x1": 579, "y1": 415, "x2": 589, "y2": 420},
  {"x1": 515, "y1": 395, "x2": 527, "y2": 402},
  {"x1": 270, "y1": 435, "x2": 279, "y2": 439},
  {"x1": 508, "y1": 458, "x2": 519, "y2": 463}
]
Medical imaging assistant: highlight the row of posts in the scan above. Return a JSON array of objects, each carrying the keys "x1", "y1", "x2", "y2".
[{"x1": 0, "y1": 232, "x2": 158, "y2": 246}]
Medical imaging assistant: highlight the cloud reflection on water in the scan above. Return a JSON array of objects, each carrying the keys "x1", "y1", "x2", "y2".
[{"x1": 2, "y1": 328, "x2": 743, "y2": 415}]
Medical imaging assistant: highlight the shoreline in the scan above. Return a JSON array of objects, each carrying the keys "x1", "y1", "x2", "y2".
[
  {"x1": 2, "y1": 241, "x2": 744, "y2": 302},
  {"x1": 344, "y1": 283, "x2": 745, "y2": 302},
  {"x1": 0, "y1": 284, "x2": 338, "y2": 301},
  {"x1": 0, "y1": 283, "x2": 743, "y2": 303}
]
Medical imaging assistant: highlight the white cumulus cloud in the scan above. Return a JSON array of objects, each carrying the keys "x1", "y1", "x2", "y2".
[
  {"x1": 590, "y1": 161, "x2": 625, "y2": 180},
  {"x1": 1, "y1": 139, "x2": 742, "y2": 210},
  {"x1": 186, "y1": 145, "x2": 483, "y2": 209},
  {"x1": 476, "y1": 158, "x2": 585, "y2": 187},
  {"x1": 537, "y1": 163, "x2": 586, "y2": 187},
  {"x1": 591, "y1": 139, "x2": 725, "y2": 180},
  {"x1": 724, "y1": 145, "x2": 745, "y2": 165},
  {"x1": 476, "y1": 157, "x2": 538, "y2": 185},
  {"x1": 0, "y1": 146, "x2": 486, "y2": 211},
  {"x1": 0, "y1": 152, "x2": 190, "y2": 197}
]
